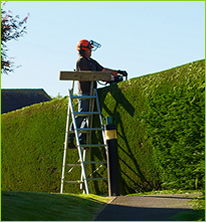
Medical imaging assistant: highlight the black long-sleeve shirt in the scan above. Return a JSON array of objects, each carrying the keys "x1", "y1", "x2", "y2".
[{"x1": 76, "y1": 56, "x2": 103, "y2": 94}]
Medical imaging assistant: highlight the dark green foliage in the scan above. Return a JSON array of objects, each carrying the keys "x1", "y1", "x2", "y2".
[
  {"x1": 143, "y1": 60, "x2": 205, "y2": 190},
  {"x1": 96, "y1": 80, "x2": 160, "y2": 194},
  {"x1": 1, "y1": 60, "x2": 205, "y2": 194}
]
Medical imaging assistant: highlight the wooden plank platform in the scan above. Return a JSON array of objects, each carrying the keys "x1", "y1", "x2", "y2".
[{"x1": 59, "y1": 71, "x2": 112, "y2": 81}]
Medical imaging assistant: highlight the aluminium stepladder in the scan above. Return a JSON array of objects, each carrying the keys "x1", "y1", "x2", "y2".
[{"x1": 60, "y1": 80, "x2": 109, "y2": 194}]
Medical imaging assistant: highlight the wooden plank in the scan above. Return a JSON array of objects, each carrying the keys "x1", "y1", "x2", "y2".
[{"x1": 59, "y1": 71, "x2": 112, "y2": 81}]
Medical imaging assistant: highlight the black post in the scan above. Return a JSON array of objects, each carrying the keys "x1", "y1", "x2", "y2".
[{"x1": 105, "y1": 117, "x2": 120, "y2": 196}]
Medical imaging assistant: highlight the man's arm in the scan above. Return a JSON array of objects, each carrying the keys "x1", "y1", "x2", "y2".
[
  {"x1": 102, "y1": 68, "x2": 128, "y2": 78},
  {"x1": 102, "y1": 68, "x2": 118, "y2": 76}
]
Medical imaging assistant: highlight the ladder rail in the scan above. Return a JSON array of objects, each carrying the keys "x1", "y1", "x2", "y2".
[
  {"x1": 82, "y1": 82, "x2": 95, "y2": 192},
  {"x1": 95, "y1": 90, "x2": 104, "y2": 128},
  {"x1": 95, "y1": 89, "x2": 109, "y2": 190},
  {"x1": 60, "y1": 90, "x2": 71, "y2": 194},
  {"x1": 88, "y1": 82, "x2": 95, "y2": 145},
  {"x1": 80, "y1": 149, "x2": 87, "y2": 191},
  {"x1": 95, "y1": 89, "x2": 108, "y2": 148},
  {"x1": 68, "y1": 89, "x2": 90, "y2": 194}
]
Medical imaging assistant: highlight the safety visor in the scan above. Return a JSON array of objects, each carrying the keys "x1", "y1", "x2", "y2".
[{"x1": 89, "y1": 40, "x2": 101, "y2": 51}]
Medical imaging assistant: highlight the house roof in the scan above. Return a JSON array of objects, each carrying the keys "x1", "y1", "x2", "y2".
[{"x1": 1, "y1": 88, "x2": 51, "y2": 114}]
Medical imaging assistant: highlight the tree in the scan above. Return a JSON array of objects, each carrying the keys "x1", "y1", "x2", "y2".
[{"x1": 1, "y1": 1, "x2": 29, "y2": 75}]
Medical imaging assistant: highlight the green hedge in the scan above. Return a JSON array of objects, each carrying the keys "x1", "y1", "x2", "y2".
[
  {"x1": 143, "y1": 60, "x2": 205, "y2": 190},
  {"x1": 96, "y1": 80, "x2": 160, "y2": 194},
  {"x1": 1, "y1": 59, "x2": 204, "y2": 194},
  {"x1": 1, "y1": 98, "x2": 69, "y2": 193}
]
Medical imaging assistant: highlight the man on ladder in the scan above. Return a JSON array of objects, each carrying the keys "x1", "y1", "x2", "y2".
[{"x1": 68, "y1": 39, "x2": 127, "y2": 149}]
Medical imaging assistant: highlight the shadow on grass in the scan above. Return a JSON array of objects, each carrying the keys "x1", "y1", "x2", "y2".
[{"x1": 1, "y1": 191, "x2": 106, "y2": 221}]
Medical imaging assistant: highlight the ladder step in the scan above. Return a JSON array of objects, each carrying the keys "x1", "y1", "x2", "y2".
[
  {"x1": 71, "y1": 95, "x2": 96, "y2": 99},
  {"x1": 66, "y1": 160, "x2": 107, "y2": 166},
  {"x1": 66, "y1": 164, "x2": 81, "y2": 167},
  {"x1": 69, "y1": 128, "x2": 103, "y2": 133},
  {"x1": 69, "y1": 128, "x2": 103, "y2": 134},
  {"x1": 77, "y1": 128, "x2": 103, "y2": 131},
  {"x1": 80, "y1": 144, "x2": 106, "y2": 148},
  {"x1": 87, "y1": 178, "x2": 108, "y2": 181},
  {"x1": 66, "y1": 161, "x2": 106, "y2": 167},
  {"x1": 84, "y1": 161, "x2": 107, "y2": 164},
  {"x1": 65, "y1": 180, "x2": 83, "y2": 184},
  {"x1": 74, "y1": 112, "x2": 99, "y2": 116}
]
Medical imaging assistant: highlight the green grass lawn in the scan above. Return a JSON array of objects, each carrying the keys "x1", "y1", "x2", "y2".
[
  {"x1": 1, "y1": 191, "x2": 111, "y2": 221},
  {"x1": 2, "y1": 190, "x2": 204, "y2": 221}
]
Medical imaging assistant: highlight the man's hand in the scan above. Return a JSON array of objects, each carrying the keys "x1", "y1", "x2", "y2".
[{"x1": 118, "y1": 70, "x2": 128, "y2": 77}]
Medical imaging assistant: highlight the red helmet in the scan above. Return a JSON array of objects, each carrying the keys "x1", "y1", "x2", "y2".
[
  {"x1": 76, "y1": 39, "x2": 93, "y2": 51},
  {"x1": 76, "y1": 39, "x2": 101, "y2": 51}
]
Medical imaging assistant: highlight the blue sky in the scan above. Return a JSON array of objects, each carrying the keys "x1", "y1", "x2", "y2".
[{"x1": 1, "y1": 1, "x2": 205, "y2": 97}]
